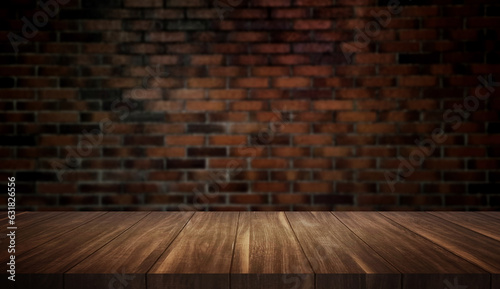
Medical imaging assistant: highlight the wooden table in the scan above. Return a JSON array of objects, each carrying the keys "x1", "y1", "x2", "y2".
[{"x1": 1, "y1": 212, "x2": 499, "y2": 289}]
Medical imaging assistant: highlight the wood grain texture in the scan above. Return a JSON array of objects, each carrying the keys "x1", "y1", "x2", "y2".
[
  {"x1": 334, "y1": 212, "x2": 490, "y2": 289},
  {"x1": 3, "y1": 212, "x2": 500, "y2": 289},
  {"x1": 0, "y1": 212, "x2": 104, "y2": 265},
  {"x1": 478, "y1": 212, "x2": 500, "y2": 220},
  {"x1": 66, "y1": 212, "x2": 194, "y2": 289},
  {"x1": 0, "y1": 211, "x2": 27, "y2": 222},
  {"x1": 148, "y1": 212, "x2": 239, "y2": 289},
  {"x1": 3, "y1": 212, "x2": 148, "y2": 289},
  {"x1": 286, "y1": 212, "x2": 400, "y2": 289},
  {"x1": 231, "y1": 212, "x2": 314, "y2": 289},
  {"x1": 0, "y1": 212, "x2": 66, "y2": 267},
  {"x1": 429, "y1": 212, "x2": 500, "y2": 242},
  {"x1": 382, "y1": 212, "x2": 500, "y2": 289},
  {"x1": 0, "y1": 212, "x2": 65, "y2": 237}
]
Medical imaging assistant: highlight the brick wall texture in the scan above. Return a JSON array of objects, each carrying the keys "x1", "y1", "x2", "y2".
[{"x1": 1, "y1": 0, "x2": 500, "y2": 211}]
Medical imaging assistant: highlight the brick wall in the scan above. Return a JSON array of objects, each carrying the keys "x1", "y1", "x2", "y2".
[{"x1": 1, "y1": 0, "x2": 499, "y2": 211}]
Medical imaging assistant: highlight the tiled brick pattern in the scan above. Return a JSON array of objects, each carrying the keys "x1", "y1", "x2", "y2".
[{"x1": 1, "y1": 0, "x2": 499, "y2": 210}]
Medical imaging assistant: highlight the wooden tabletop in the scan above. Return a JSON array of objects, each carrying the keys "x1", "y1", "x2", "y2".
[{"x1": 1, "y1": 212, "x2": 499, "y2": 289}]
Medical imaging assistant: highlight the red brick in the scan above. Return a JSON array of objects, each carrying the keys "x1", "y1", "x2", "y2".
[
  {"x1": 271, "y1": 54, "x2": 310, "y2": 65},
  {"x1": 336, "y1": 88, "x2": 375, "y2": 99},
  {"x1": 293, "y1": 66, "x2": 332, "y2": 76},
  {"x1": 445, "y1": 147, "x2": 486, "y2": 157},
  {"x1": 357, "y1": 123, "x2": 396, "y2": 133},
  {"x1": 294, "y1": 20, "x2": 332, "y2": 30},
  {"x1": 336, "y1": 66, "x2": 375, "y2": 76},
  {"x1": 124, "y1": 0, "x2": 162, "y2": 7},
  {"x1": 271, "y1": 147, "x2": 310, "y2": 157},
  {"x1": 146, "y1": 148, "x2": 186, "y2": 157},
  {"x1": 39, "y1": 136, "x2": 78, "y2": 146},
  {"x1": 190, "y1": 55, "x2": 224, "y2": 65},
  {"x1": 187, "y1": 78, "x2": 225, "y2": 88},
  {"x1": 231, "y1": 78, "x2": 269, "y2": 88},
  {"x1": 296, "y1": 0, "x2": 331, "y2": 6},
  {"x1": 273, "y1": 77, "x2": 310, "y2": 88},
  {"x1": 167, "y1": 89, "x2": 205, "y2": 99},
  {"x1": 0, "y1": 159, "x2": 35, "y2": 170},
  {"x1": 399, "y1": 29, "x2": 439, "y2": 40},
  {"x1": 144, "y1": 101, "x2": 183, "y2": 111},
  {"x1": 166, "y1": 136, "x2": 205, "y2": 145},
  {"x1": 186, "y1": 9, "x2": 218, "y2": 19},
  {"x1": 271, "y1": 100, "x2": 310, "y2": 111},
  {"x1": 358, "y1": 195, "x2": 397, "y2": 205},
  {"x1": 401, "y1": 6, "x2": 439, "y2": 17},
  {"x1": 252, "y1": 67, "x2": 289, "y2": 77},
  {"x1": 357, "y1": 100, "x2": 398, "y2": 110},
  {"x1": 253, "y1": 182, "x2": 288, "y2": 192},
  {"x1": 209, "y1": 89, "x2": 247, "y2": 99},
  {"x1": 294, "y1": 182, "x2": 332, "y2": 193},
  {"x1": 209, "y1": 112, "x2": 248, "y2": 122},
  {"x1": 336, "y1": 112, "x2": 376, "y2": 122},
  {"x1": 208, "y1": 158, "x2": 247, "y2": 169},
  {"x1": 231, "y1": 9, "x2": 268, "y2": 18},
  {"x1": 231, "y1": 194, "x2": 268, "y2": 204},
  {"x1": 293, "y1": 135, "x2": 332, "y2": 145},
  {"x1": 186, "y1": 101, "x2": 226, "y2": 111},
  {"x1": 209, "y1": 67, "x2": 247, "y2": 77},
  {"x1": 272, "y1": 8, "x2": 309, "y2": 18},
  {"x1": 165, "y1": 0, "x2": 205, "y2": 7},
  {"x1": 313, "y1": 100, "x2": 353, "y2": 110},
  {"x1": 209, "y1": 135, "x2": 247, "y2": 145},
  {"x1": 294, "y1": 159, "x2": 332, "y2": 169},
  {"x1": 399, "y1": 76, "x2": 438, "y2": 87},
  {"x1": 402, "y1": 99, "x2": 438, "y2": 110},
  {"x1": 251, "y1": 158, "x2": 288, "y2": 169},
  {"x1": 230, "y1": 101, "x2": 267, "y2": 111},
  {"x1": 337, "y1": 0, "x2": 375, "y2": 5},
  {"x1": 314, "y1": 77, "x2": 353, "y2": 87},
  {"x1": 315, "y1": 170, "x2": 354, "y2": 181},
  {"x1": 252, "y1": 44, "x2": 290, "y2": 54},
  {"x1": 313, "y1": 147, "x2": 353, "y2": 157},
  {"x1": 227, "y1": 32, "x2": 268, "y2": 42},
  {"x1": 313, "y1": 124, "x2": 352, "y2": 133},
  {"x1": 379, "y1": 42, "x2": 420, "y2": 53}
]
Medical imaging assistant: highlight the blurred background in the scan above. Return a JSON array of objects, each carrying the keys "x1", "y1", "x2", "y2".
[{"x1": 1, "y1": 0, "x2": 499, "y2": 211}]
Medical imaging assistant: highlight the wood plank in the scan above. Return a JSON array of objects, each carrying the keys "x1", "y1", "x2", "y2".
[
  {"x1": 0, "y1": 212, "x2": 148, "y2": 289},
  {"x1": 334, "y1": 212, "x2": 490, "y2": 289},
  {"x1": 286, "y1": 212, "x2": 400, "y2": 289},
  {"x1": 65, "y1": 212, "x2": 194, "y2": 289},
  {"x1": 479, "y1": 212, "x2": 500, "y2": 220},
  {"x1": 0, "y1": 212, "x2": 65, "y2": 235},
  {"x1": 231, "y1": 212, "x2": 314, "y2": 289},
  {"x1": 0, "y1": 211, "x2": 27, "y2": 222},
  {"x1": 0, "y1": 212, "x2": 105, "y2": 264},
  {"x1": 148, "y1": 212, "x2": 239, "y2": 289},
  {"x1": 382, "y1": 212, "x2": 500, "y2": 289},
  {"x1": 0, "y1": 212, "x2": 66, "y2": 258},
  {"x1": 429, "y1": 212, "x2": 500, "y2": 242}
]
